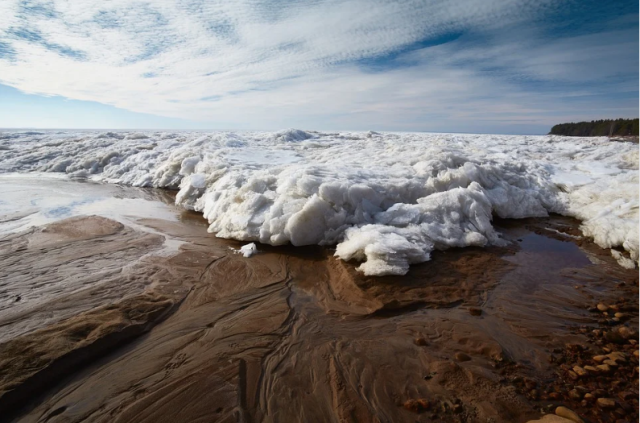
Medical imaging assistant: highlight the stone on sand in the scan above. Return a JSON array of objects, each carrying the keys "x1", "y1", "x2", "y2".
[
  {"x1": 555, "y1": 406, "x2": 584, "y2": 423},
  {"x1": 572, "y1": 366, "x2": 587, "y2": 377},
  {"x1": 525, "y1": 415, "x2": 576, "y2": 423},
  {"x1": 596, "y1": 398, "x2": 616, "y2": 408}
]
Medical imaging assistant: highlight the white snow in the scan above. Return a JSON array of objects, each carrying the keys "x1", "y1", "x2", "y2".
[
  {"x1": 240, "y1": 243, "x2": 258, "y2": 258},
  {"x1": 611, "y1": 249, "x2": 636, "y2": 269},
  {"x1": 0, "y1": 129, "x2": 637, "y2": 275}
]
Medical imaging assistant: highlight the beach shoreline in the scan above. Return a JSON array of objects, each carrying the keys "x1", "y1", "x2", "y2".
[{"x1": 0, "y1": 178, "x2": 637, "y2": 422}]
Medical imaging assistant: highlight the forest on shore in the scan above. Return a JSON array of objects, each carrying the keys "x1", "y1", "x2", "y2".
[{"x1": 549, "y1": 118, "x2": 639, "y2": 137}]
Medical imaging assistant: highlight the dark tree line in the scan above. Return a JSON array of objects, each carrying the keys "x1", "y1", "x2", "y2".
[{"x1": 549, "y1": 119, "x2": 639, "y2": 137}]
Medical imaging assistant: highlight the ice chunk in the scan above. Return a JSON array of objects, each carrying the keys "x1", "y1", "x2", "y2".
[
  {"x1": 611, "y1": 249, "x2": 636, "y2": 269},
  {"x1": 239, "y1": 243, "x2": 258, "y2": 257},
  {"x1": 0, "y1": 129, "x2": 636, "y2": 274}
]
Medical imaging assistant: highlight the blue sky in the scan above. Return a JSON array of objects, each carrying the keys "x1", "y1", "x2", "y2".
[{"x1": 0, "y1": 0, "x2": 637, "y2": 134}]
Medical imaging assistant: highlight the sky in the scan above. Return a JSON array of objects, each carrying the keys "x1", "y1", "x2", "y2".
[{"x1": 0, "y1": 0, "x2": 637, "y2": 134}]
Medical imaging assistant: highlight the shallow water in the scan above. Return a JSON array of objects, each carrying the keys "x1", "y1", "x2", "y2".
[{"x1": 0, "y1": 174, "x2": 178, "y2": 236}]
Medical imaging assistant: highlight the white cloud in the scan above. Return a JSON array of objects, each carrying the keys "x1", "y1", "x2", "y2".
[{"x1": 0, "y1": 0, "x2": 636, "y2": 131}]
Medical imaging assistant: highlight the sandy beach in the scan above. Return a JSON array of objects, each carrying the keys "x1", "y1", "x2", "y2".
[{"x1": 0, "y1": 176, "x2": 637, "y2": 423}]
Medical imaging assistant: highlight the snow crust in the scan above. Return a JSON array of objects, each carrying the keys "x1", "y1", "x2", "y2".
[{"x1": 1, "y1": 129, "x2": 637, "y2": 275}]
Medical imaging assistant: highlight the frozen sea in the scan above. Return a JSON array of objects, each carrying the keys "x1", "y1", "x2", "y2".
[{"x1": 0, "y1": 128, "x2": 637, "y2": 275}]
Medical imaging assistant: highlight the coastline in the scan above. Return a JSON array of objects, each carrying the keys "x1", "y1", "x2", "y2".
[{"x1": 0, "y1": 178, "x2": 637, "y2": 422}]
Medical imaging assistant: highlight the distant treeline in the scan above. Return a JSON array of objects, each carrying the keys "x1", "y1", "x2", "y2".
[{"x1": 549, "y1": 119, "x2": 639, "y2": 137}]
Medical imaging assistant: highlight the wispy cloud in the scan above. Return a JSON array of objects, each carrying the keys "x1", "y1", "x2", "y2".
[{"x1": 0, "y1": 0, "x2": 637, "y2": 132}]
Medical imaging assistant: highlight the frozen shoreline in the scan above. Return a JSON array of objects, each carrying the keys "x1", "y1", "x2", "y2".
[{"x1": 0, "y1": 129, "x2": 637, "y2": 275}]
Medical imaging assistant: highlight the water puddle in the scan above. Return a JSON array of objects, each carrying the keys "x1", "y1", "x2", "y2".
[{"x1": 0, "y1": 174, "x2": 179, "y2": 236}]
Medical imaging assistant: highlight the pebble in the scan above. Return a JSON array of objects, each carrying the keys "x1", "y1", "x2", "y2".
[
  {"x1": 618, "y1": 326, "x2": 637, "y2": 340},
  {"x1": 596, "y1": 398, "x2": 616, "y2": 408},
  {"x1": 595, "y1": 364, "x2": 611, "y2": 373},
  {"x1": 597, "y1": 303, "x2": 609, "y2": 312},
  {"x1": 454, "y1": 352, "x2": 471, "y2": 362},
  {"x1": 572, "y1": 366, "x2": 587, "y2": 377},
  {"x1": 583, "y1": 365, "x2": 599, "y2": 373},
  {"x1": 603, "y1": 359, "x2": 618, "y2": 367},
  {"x1": 525, "y1": 415, "x2": 576, "y2": 423},
  {"x1": 607, "y1": 351, "x2": 627, "y2": 362},
  {"x1": 583, "y1": 393, "x2": 595, "y2": 402},
  {"x1": 555, "y1": 406, "x2": 585, "y2": 423},
  {"x1": 567, "y1": 370, "x2": 578, "y2": 380},
  {"x1": 633, "y1": 350, "x2": 639, "y2": 358},
  {"x1": 414, "y1": 338, "x2": 428, "y2": 346},
  {"x1": 468, "y1": 307, "x2": 482, "y2": 316},
  {"x1": 592, "y1": 355, "x2": 606, "y2": 363},
  {"x1": 614, "y1": 312, "x2": 625, "y2": 319}
]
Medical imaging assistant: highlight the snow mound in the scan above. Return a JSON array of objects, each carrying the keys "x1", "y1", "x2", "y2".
[
  {"x1": 273, "y1": 129, "x2": 314, "y2": 142},
  {"x1": 0, "y1": 130, "x2": 637, "y2": 275}
]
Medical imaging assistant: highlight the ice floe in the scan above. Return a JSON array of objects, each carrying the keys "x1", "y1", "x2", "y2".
[{"x1": 0, "y1": 129, "x2": 637, "y2": 275}]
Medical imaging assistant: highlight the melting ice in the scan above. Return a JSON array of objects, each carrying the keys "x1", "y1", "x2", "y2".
[{"x1": 0, "y1": 129, "x2": 637, "y2": 275}]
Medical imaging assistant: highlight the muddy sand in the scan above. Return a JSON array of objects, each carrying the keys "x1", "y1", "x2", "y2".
[{"x1": 0, "y1": 184, "x2": 637, "y2": 423}]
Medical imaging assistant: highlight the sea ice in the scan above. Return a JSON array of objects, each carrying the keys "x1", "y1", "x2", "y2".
[{"x1": 0, "y1": 129, "x2": 636, "y2": 275}]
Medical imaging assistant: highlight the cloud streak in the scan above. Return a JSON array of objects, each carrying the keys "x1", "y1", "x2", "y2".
[{"x1": 0, "y1": 0, "x2": 637, "y2": 132}]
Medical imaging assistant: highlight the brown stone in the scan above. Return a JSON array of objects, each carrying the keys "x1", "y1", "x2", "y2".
[
  {"x1": 607, "y1": 351, "x2": 627, "y2": 363},
  {"x1": 593, "y1": 355, "x2": 607, "y2": 363},
  {"x1": 603, "y1": 359, "x2": 618, "y2": 367},
  {"x1": 583, "y1": 393, "x2": 595, "y2": 402},
  {"x1": 618, "y1": 326, "x2": 638, "y2": 340},
  {"x1": 596, "y1": 398, "x2": 616, "y2": 408},
  {"x1": 567, "y1": 370, "x2": 579, "y2": 380},
  {"x1": 595, "y1": 364, "x2": 611, "y2": 373},
  {"x1": 584, "y1": 365, "x2": 599, "y2": 373},
  {"x1": 597, "y1": 303, "x2": 609, "y2": 312},
  {"x1": 572, "y1": 366, "x2": 587, "y2": 377},
  {"x1": 555, "y1": 406, "x2": 585, "y2": 423}
]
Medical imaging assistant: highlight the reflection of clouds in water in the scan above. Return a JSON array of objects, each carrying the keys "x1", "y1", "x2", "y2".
[
  {"x1": 0, "y1": 176, "x2": 179, "y2": 235},
  {"x1": 44, "y1": 199, "x2": 98, "y2": 218},
  {"x1": 45, "y1": 206, "x2": 73, "y2": 218}
]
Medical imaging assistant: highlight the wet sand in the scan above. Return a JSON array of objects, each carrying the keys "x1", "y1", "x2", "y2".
[{"x1": 0, "y1": 178, "x2": 637, "y2": 423}]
